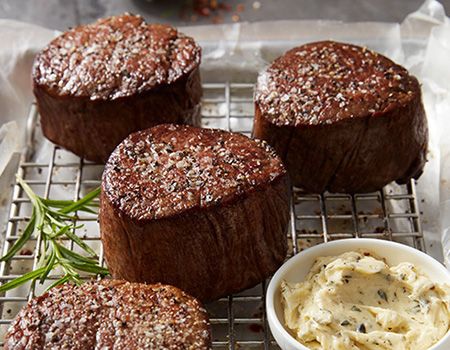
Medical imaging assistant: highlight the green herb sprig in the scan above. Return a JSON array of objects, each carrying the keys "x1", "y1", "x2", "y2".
[{"x1": 0, "y1": 176, "x2": 109, "y2": 293}]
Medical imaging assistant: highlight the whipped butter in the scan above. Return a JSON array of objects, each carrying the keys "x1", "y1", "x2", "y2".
[{"x1": 281, "y1": 251, "x2": 450, "y2": 350}]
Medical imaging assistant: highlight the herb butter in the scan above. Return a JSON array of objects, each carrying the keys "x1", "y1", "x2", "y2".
[{"x1": 281, "y1": 251, "x2": 450, "y2": 350}]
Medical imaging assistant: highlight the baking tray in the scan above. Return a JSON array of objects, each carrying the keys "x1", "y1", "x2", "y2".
[{"x1": 0, "y1": 82, "x2": 425, "y2": 348}]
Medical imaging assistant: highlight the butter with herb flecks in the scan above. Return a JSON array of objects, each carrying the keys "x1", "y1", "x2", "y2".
[{"x1": 281, "y1": 251, "x2": 450, "y2": 350}]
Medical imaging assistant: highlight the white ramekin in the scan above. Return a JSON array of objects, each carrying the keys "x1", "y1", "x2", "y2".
[{"x1": 266, "y1": 238, "x2": 450, "y2": 350}]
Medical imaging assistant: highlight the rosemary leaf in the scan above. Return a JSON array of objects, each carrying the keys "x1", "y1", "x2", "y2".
[
  {"x1": 0, "y1": 267, "x2": 47, "y2": 293},
  {"x1": 0, "y1": 210, "x2": 36, "y2": 262},
  {"x1": 64, "y1": 230, "x2": 97, "y2": 257},
  {"x1": 46, "y1": 274, "x2": 71, "y2": 292},
  {"x1": 59, "y1": 187, "x2": 101, "y2": 214},
  {"x1": 47, "y1": 209, "x2": 76, "y2": 220},
  {"x1": 15, "y1": 176, "x2": 40, "y2": 208},
  {"x1": 45, "y1": 212, "x2": 69, "y2": 228},
  {"x1": 39, "y1": 251, "x2": 56, "y2": 283},
  {"x1": 70, "y1": 261, "x2": 109, "y2": 275},
  {"x1": 48, "y1": 226, "x2": 70, "y2": 240},
  {"x1": 34, "y1": 204, "x2": 45, "y2": 235},
  {"x1": 41, "y1": 198, "x2": 98, "y2": 214},
  {"x1": 58, "y1": 244, "x2": 98, "y2": 264}
]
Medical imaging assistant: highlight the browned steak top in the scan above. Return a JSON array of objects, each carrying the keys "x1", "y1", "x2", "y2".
[
  {"x1": 255, "y1": 41, "x2": 419, "y2": 126},
  {"x1": 103, "y1": 124, "x2": 286, "y2": 221},
  {"x1": 5, "y1": 280, "x2": 211, "y2": 350},
  {"x1": 33, "y1": 13, "x2": 201, "y2": 100}
]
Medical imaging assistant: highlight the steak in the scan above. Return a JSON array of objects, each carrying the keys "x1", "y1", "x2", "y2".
[
  {"x1": 253, "y1": 41, "x2": 428, "y2": 193},
  {"x1": 100, "y1": 124, "x2": 290, "y2": 301},
  {"x1": 4, "y1": 280, "x2": 211, "y2": 349},
  {"x1": 33, "y1": 14, "x2": 202, "y2": 163}
]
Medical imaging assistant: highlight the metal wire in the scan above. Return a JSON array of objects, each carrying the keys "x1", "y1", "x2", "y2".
[{"x1": 0, "y1": 82, "x2": 425, "y2": 348}]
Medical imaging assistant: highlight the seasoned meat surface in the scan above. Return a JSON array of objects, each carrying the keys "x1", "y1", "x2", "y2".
[
  {"x1": 33, "y1": 14, "x2": 202, "y2": 163},
  {"x1": 100, "y1": 124, "x2": 290, "y2": 301},
  {"x1": 103, "y1": 124, "x2": 286, "y2": 220},
  {"x1": 5, "y1": 280, "x2": 211, "y2": 349},
  {"x1": 254, "y1": 41, "x2": 428, "y2": 193},
  {"x1": 33, "y1": 13, "x2": 201, "y2": 100}
]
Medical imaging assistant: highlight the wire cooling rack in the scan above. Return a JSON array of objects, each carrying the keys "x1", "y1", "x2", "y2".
[{"x1": 0, "y1": 82, "x2": 424, "y2": 348}]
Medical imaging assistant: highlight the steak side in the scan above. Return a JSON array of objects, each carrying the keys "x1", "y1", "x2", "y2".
[
  {"x1": 253, "y1": 41, "x2": 428, "y2": 193},
  {"x1": 100, "y1": 124, "x2": 290, "y2": 301},
  {"x1": 33, "y1": 14, "x2": 202, "y2": 163}
]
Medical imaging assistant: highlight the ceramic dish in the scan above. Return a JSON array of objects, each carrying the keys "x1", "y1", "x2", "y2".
[{"x1": 266, "y1": 238, "x2": 450, "y2": 350}]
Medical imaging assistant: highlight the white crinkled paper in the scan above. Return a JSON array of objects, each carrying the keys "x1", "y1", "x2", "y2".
[{"x1": 0, "y1": 1, "x2": 449, "y2": 263}]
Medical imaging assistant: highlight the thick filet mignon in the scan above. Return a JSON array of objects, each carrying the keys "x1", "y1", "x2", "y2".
[
  {"x1": 33, "y1": 14, "x2": 202, "y2": 163},
  {"x1": 253, "y1": 41, "x2": 428, "y2": 193},
  {"x1": 4, "y1": 280, "x2": 211, "y2": 349},
  {"x1": 100, "y1": 124, "x2": 290, "y2": 301}
]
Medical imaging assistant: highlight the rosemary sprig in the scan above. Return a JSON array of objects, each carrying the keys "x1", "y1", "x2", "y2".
[{"x1": 0, "y1": 176, "x2": 109, "y2": 293}]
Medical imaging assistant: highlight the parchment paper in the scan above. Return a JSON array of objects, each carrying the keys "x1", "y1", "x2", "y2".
[{"x1": 0, "y1": 0, "x2": 449, "y2": 264}]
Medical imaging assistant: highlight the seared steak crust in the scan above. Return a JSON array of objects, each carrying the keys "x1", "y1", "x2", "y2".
[
  {"x1": 5, "y1": 280, "x2": 211, "y2": 350},
  {"x1": 33, "y1": 14, "x2": 202, "y2": 163},
  {"x1": 100, "y1": 124, "x2": 290, "y2": 301},
  {"x1": 254, "y1": 41, "x2": 428, "y2": 193}
]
